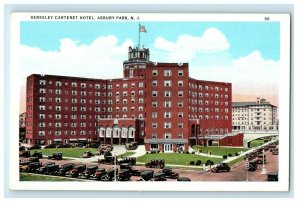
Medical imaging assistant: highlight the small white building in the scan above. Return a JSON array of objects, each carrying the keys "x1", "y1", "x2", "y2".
[{"x1": 232, "y1": 98, "x2": 278, "y2": 131}]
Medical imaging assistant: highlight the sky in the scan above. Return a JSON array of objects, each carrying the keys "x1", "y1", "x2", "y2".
[{"x1": 18, "y1": 21, "x2": 280, "y2": 112}]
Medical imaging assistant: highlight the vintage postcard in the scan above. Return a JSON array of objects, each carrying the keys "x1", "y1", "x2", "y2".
[{"x1": 9, "y1": 12, "x2": 290, "y2": 191}]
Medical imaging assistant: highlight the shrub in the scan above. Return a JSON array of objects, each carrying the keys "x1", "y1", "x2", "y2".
[
  {"x1": 190, "y1": 161, "x2": 195, "y2": 165},
  {"x1": 192, "y1": 151, "x2": 195, "y2": 154},
  {"x1": 205, "y1": 160, "x2": 214, "y2": 166},
  {"x1": 196, "y1": 162, "x2": 200, "y2": 166},
  {"x1": 264, "y1": 139, "x2": 268, "y2": 143},
  {"x1": 223, "y1": 155, "x2": 228, "y2": 159},
  {"x1": 228, "y1": 153, "x2": 232, "y2": 157},
  {"x1": 146, "y1": 152, "x2": 148, "y2": 154},
  {"x1": 196, "y1": 160, "x2": 202, "y2": 165},
  {"x1": 186, "y1": 151, "x2": 190, "y2": 154},
  {"x1": 199, "y1": 150, "x2": 202, "y2": 153},
  {"x1": 162, "y1": 151, "x2": 164, "y2": 153},
  {"x1": 235, "y1": 152, "x2": 239, "y2": 156}
]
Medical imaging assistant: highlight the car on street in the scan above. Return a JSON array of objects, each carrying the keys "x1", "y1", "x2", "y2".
[
  {"x1": 117, "y1": 169, "x2": 132, "y2": 181},
  {"x1": 57, "y1": 163, "x2": 75, "y2": 176},
  {"x1": 125, "y1": 142, "x2": 138, "y2": 150},
  {"x1": 67, "y1": 164, "x2": 86, "y2": 178},
  {"x1": 177, "y1": 177, "x2": 191, "y2": 181},
  {"x1": 82, "y1": 151, "x2": 94, "y2": 158},
  {"x1": 145, "y1": 159, "x2": 165, "y2": 169},
  {"x1": 137, "y1": 170, "x2": 154, "y2": 181},
  {"x1": 267, "y1": 173, "x2": 278, "y2": 181},
  {"x1": 153, "y1": 172, "x2": 167, "y2": 181},
  {"x1": 211, "y1": 163, "x2": 231, "y2": 173},
  {"x1": 48, "y1": 152, "x2": 63, "y2": 160},
  {"x1": 83, "y1": 165, "x2": 98, "y2": 178},
  {"x1": 162, "y1": 167, "x2": 179, "y2": 179}
]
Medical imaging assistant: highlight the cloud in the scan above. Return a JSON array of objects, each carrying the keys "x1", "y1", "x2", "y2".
[
  {"x1": 189, "y1": 50, "x2": 280, "y2": 97},
  {"x1": 153, "y1": 28, "x2": 230, "y2": 62}
]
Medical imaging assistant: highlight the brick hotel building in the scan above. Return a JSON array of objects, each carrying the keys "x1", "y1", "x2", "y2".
[{"x1": 25, "y1": 46, "x2": 232, "y2": 152}]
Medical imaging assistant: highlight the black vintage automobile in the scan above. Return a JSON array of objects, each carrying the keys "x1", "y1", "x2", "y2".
[
  {"x1": 256, "y1": 154, "x2": 266, "y2": 164},
  {"x1": 82, "y1": 151, "x2": 94, "y2": 158},
  {"x1": 98, "y1": 155, "x2": 117, "y2": 165},
  {"x1": 36, "y1": 162, "x2": 56, "y2": 174},
  {"x1": 267, "y1": 173, "x2": 278, "y2": 181},
  {"x1": 137, "y1": 170, "x2": 154, "y2": 181},
  {"x1": 118, "y1": 157, "x2": 137, "y2": 165},
  {"x1": 48, "y1": 152, "x2": 63, "y2": 160},
  {"x1": 27, "y1": 162, "x2": 42, "y2": 173},
  {"x1": 272, "y1": 148, "x2": 279, "y2": 155},
  {"x1": 125, "y1": 142, "x2": 138, "y2": 150},
  {"x1": 28, "y1": 157, "x2": 40, "y2": 162},
  {"x1": 120, "y1": 163, "x2": 142, "y2": 176},
  {"x1": 57, "y1": 163, "x2": 75, "y2": 176},
  {"x1": 117, "y1": 169, "x2": 132, "y2": 181},
  {"x1": 162, "y1": 167, "x2": 179, "y2": 179},
  {"x1": 31, "y1": 151, "x2": 43, "y2": 159},
  {"x1": 83, "y1": 165, "x2": 98, "y2": 179},
  {"x1": 100, "y1": 167, "x2": 118, "y2": 181},
  {"x1": 44, "y1": 164, "x2": 60, "y2": 175},
  {"x1": 211, "y1": 163, "x2": 231, "y2": 173},
  {"x1": 145, "y1": 159, "x2": 165, "y2": 169},
  {"x1": 177, "y1": 177, "x2": 192, "y2": 181},
  {"x1": 68, "y1": 164, "x2": 87, "y2": 178},
  {"x1": 247, "y1": 160, "x2": 258, "y2": 171},
  {"x1": 153, "y1": 172, "x2": 167, "y2": 181},
  {"x1": 90, "y1": 168, "x2": 106, "y2": 181}
]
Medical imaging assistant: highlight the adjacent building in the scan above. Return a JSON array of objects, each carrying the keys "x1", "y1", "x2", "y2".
[
  {"x1": 25, "y1": 46, "x2": 232, "y2": 152},
  {"x1": 232, "y1": 98, "x2": 278, "y2": 131}
]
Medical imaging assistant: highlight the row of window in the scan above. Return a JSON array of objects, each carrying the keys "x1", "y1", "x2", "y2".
[
  {"x1": 189, "y1": 83, "x2": 229, "y2": 92},
  {"x1": 189, "y1": 100, "x2": 229, "y2": 106},
  {"x1": 38, "y1": 97, "x2": 144, "y2": 104},
  {"x1": 151, "y1": 122, "x2": 183, "y2": 129},
  {"x1": 39, "y1": 89, "x2": 145, "y2": 96},
  {"x1": 38, "y1": 130, "x2": 95, "y2": 136},
  {"x1": 151, "y1": 133, "x2": 183, "y2": 139},
  {"x1": 189, "y1": 107, "x2": 229, "y2": 113},
  {"x1": 189, "y1": 92, "x2": 229, "y2": 99},
  {"x1": 152, "y1": 80, "x2": 184, "y2": 87},
  {"x1": 152, "y1": 91, "x2": 183, "y2": 97},
  {"x1": 152, "y1": 69, "x2": 183, "y2": 77},
  {"x1": 151, "y1": 112, "x2": 183, "y2": 118},
  {"x1": 39, "y1": 80, "x2": 144, "y2": 89}
]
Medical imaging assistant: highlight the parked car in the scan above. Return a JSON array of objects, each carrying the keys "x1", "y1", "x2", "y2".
[
  {"x1": 153, "y1": 172, "x2": 167, "y2": 181},
  {"x1": 27, "y1": 162, "x2": 42, "y2": 173},
  {"x1": 98, "y1": 155, "x2": 116, "y2": 165},
  {"x1": 57, "y1": 163, "x2": 75, "y2": 176},
  {"x1": 267, "y1": 173, "x2": 278, "y2": 181},
  {"x1": 44, "y1": 164, "x2": 60, "y2": 175},
  {"x1": 118, "y1": 157, "x2": 136, "y2": 165},
  {"x1": 90, "y1": 168, "x2": 106, "y2": 181},
  {"x1": 247, "y1": 160, "x2": 258, "y2": 171},
  {"x1": 28, "y1": 157, "x2": 39, "y2": 162},
  {"x1": 68, "y1": 164, "x2": 87, "y2": 178},
  {"x1": 45, "y1": 144, "x2": 57, "y2": 149},
  {"x1": 177, "y1": 177, "x2": 191, "y2": 181},
  {"x1": 31, "y1": 151, "x2": 43, "y2": 159},
  {"x1": 83, "y1": 165, "x2": 98, "y2": 178},
  {"x1": 88, "y1": 142, "x2": 100, "y2": 148},
  {"x1": 82, "y1": 151, "x2": 94, "y2": 158},
  {"x1": 100, "y1": 167, "x2": 118, "y2": 181},
  {"x1": 137, "y1": 170, "x2": 154, "y2": 181},
  {"x1": 256, "y1": 154, "x2": 266, "y2": 164},
  {"x1": 48, "y1": 152, "x2": 63, "y2": 160},
  {"x1": 145, "y1": 159, "x2": 165, "y2": 169},
  {"x1": 35, "y1": 162, "x2": 56, "y2": 174},
  {"x1": 19, "y1": 161, "x2": 31, "y2": 172},
  {"x1": 120, "y1": 163, "x2": 142, "y2": 176},
  {"x1": 117, "y1": 169, "x2": 132, "y2": 181},
  {"x1": 211, "y1": 163, "x2": 231, "y2": 173},
  {"x1": 19, "y1": 151, "x2": 31, "y2": 158},
  {"x1": 162, "y1": 167, "x2": 179, "y2": 179},
  {"x1": 125, "y1": 142, "x2": 138, "y2": 150},
  {"x1": 29, "y1": 145, "x2": 41, "y2": 150}
]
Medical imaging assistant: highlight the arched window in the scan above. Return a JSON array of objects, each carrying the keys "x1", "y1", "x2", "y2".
[{"x1": 129, "y1": 68, "x2": 134, "y2": 78}]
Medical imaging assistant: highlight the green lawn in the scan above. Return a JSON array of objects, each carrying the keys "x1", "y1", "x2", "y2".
[
  {"x1": 31, "y1": 148, "x2": 98, "y2": 158},
  {"x1": 249, "y1": 139, "x2": 266, "y2": 148},
  {"x1": 192, "y1": 146, "x2": 248, "y2": 156},
  {"x1": 137, "y1": 153, "x2": 222, "y2": 166},
  {"x1": 20, "y1": 173, "x2": 80, "y2": 181}
]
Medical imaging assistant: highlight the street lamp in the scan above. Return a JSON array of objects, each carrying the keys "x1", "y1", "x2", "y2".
[
  {"x1": 261, "y1": 149, "x2": 267, "y2": 174},
  {"x1": 114, "y1": 151, "x2": 117, "y2": 182}
]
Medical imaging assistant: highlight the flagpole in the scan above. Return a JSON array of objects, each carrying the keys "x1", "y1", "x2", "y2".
[{"x1": 138, "y1": 23, "x2": 140, "y2": 48}]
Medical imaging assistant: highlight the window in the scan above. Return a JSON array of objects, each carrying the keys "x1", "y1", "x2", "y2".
[
  {"x1": 164, "y1": 91, "x2": 171, "y2": 97},
  {"x1": 164, "y1": 133, "x2": 171, "y2": 138},
  {"x1": 39, "y1": 97, "x2": 45, "y2": 102},
  {"x1": 138, "y1": 106, "x2": 143, "y2": 111},
  {"x1": 139, "y1": 98, "x2": 143, "y2": 103},
  {"x1": 178, "y1": 122, "x2": 183, "y2": 128},
  {"x1": 39, "y1": 88, "x2": 46, "y2": 94},
  {"x1": 152, "y1": 70, "x2": 158, "y2": 76},
  {"x1": 108, "y1": 84, "x2": 112, "y2": 89},
  {"x1": 56, "y1": 81, "x2": 62, "y2": 86},
  {"x1": 164, "y1": 70, "x2": 171, "y2": 76},
  {"x1": 152, "y1": 133, "x2": 157, "y2": 139},
  {"x1": 164, "y1": 122, "x2": 171, "y2": 128},
  {"x1": 164, "y1": 112, "x2": 171, "y2": 118},
  {"x1": 152, "y1": 101, "x2": 157, "y2": 107},
  {"x1": 178, "y1": 112, "x2": 183, "y2": 117},
  {"x1": 152, "y1": 91, "x2": 158, "y2": 97},
  {"x1": 131, "y1": 83, "x2": 135, "y2": 88},
  {"x1": 178, "y1": 91, "x2": 183, "y2": 97},
  {"x1": 55, "y1": 89, "x2": 61, "y2": 95},
  {"x1": 178, "y1": 133, "x2": 183, "y2": 138},
  {"x1": 81, "y1": 83, "x2": 86, "y2": 88},
  {"x1": 152, "y1": 112, "x2": 157, "y2": 118},
  {"x1": 123, "y1": 83, "x2": 128, "y2": 88},
  {"x1": 39, "y1": 105, "x2": 45, "y2": 110},
  {"x1": 178, "y1": 101, "x2": 183, "y2": 107},
  {"x1": 71, "y1": 82, "x2": 77, "y2": 87},
  {"x1": 95, "y1": 84, "x2": 100, "y2": 89},
  {"x1": 123, "y1": 91, "x2": 128, "y2": 96},
  {"x1": 164, "y1": 80, "x2": 172, "y2": 86},
  {"x1": 152, "y1": 80, "x2": 158, "y2": 86},
  {"x1": 178, "y1": 81, "x2": 183, "y2": 87},
  {"x1": 152, "y1": 122, "x2": 157, "y2": 128},
  {"x1": 39, "y1": 80, "x2": 46, "y2": 85},
  {"x1": 164, "y1": 101, "x2": 172, "y2": 107},
  {"x1": 178, "y1": 70, "x2": 183, "y2": 76},
  {"x1": 139, "y1": 82, "x2": 143, "y2": 88}
]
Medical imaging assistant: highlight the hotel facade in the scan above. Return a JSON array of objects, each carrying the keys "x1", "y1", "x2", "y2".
[{"x1": 25, "y1": 47, "x2": 232, "y2": 152}]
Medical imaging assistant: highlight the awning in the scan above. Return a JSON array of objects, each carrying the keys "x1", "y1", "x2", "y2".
[
  {"x1": 54, "y1": 139, "x2": 62, "y2": 141},
  {"x1": 69, "y1": 139, "x2": 78, "y2": 141},
  {"x1": 79, "y1": 138, "x2": 87, "y2": 140}
]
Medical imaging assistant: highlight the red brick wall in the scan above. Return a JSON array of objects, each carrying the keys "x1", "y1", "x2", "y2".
[{"x1": 219, "y1": 133, "x2": 244, "y2": 147}]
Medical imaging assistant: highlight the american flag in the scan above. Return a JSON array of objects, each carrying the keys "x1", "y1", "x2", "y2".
[{"x1": 139, "y1": 25, "x2": 147, "y2": 33}]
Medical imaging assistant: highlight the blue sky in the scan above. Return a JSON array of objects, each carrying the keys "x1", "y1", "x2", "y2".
[{"x1": 20, "y1": 21, "x2": 280, "y2": 60}]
